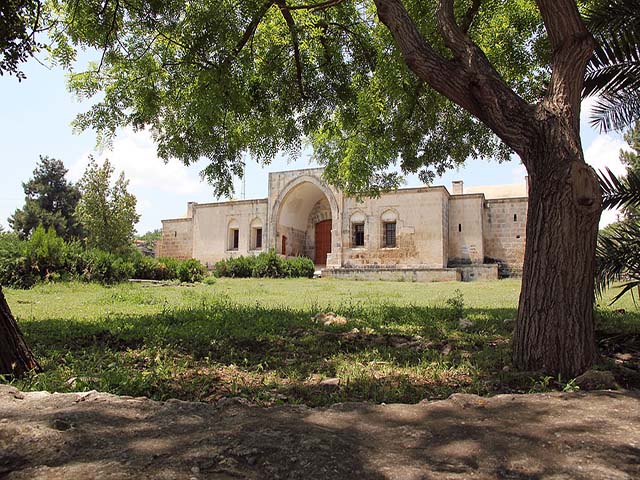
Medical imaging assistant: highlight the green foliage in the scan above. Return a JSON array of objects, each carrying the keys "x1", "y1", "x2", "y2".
[
  {"x1": 445, "y1": 288, "x2": 466, "y2": 321},
  {"x1": 284, "y1": 255, "x2": 315, "y2": 279},
  {"x1": 80, "y1": 249, "x2": 130, "y2": 284},
  {"x1": 4, "y1": 280, "x2": 636, "y2": 406},
  {"x1": 0, "y1": 226, "x2": 206, "y2": 287},
  {"x1": 583, "y1": 0, "x2": 640, "y2": 131},
  {"x1": 596, "y1": 123, "x2": 640, "y2": 303},
  {"x1": 177, "y1": 259, "x2": 206, "y2": 283},
  {"x1": 136, "y1": 229, "x2": 162, "y2": 243},
  {"x1": 252, "y1": 250, "x2": 287, "y2": 278},
  {"x1": 0, "y1": 0, "x2": 42, "y2": 79},
  {"x1": 28, "y1": 225, "x2": 67, "y2": 276},
  {"x1": 75, "y1": 156, "x2": 140, "y2": 253},
  {"x1": 214, "y1": 250, "x2": 315, "y2": 279},
  {"x1": 46, "y1": 0, "x2": 547, "y2": 196},
  {"x1": 9, "y1": 156, "x2": 82, "y2": 241}
]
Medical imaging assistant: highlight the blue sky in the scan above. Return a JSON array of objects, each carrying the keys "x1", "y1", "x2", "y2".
[{"x1": 0, "y1": 58, "x2": 629, "y2": 234}]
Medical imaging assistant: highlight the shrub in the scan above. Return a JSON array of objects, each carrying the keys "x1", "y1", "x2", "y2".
[
  {"x1": 112, "y1": 257, "x2": 135, "y2": 282},
  {"x1": 203, "y1": 274, "x2": 217, "y2": 285},
  {"x1": 229, "y1": 255, "x2": 257, "y2": 278},
  {"x1": 252, "y1": 250, "x2": 285, "y2": 278},
  {"x1": 0, "y1": 233, "x2": 33, "y2": 288},
  {"x1": 157, "y1": 257, "x2": 180, "y2": 280},
  {"x1": 27, "y1": 226, "x2": 67, "y2": 277},
  {"x1": 284, "y1": 256, "x2": 315, "y2": 278},
  {"x1": 212, "y1": 258, "x2": 229, "y2": 278},
  {"x1": 131, "y1": 254, "x2": 159, "y2": 280},
  {"x1": 81, "y1": 249, "x2": 125, "y2": 284},
  {"x1": 177, "y1": 258, "x2": 206, "y2": 283}
]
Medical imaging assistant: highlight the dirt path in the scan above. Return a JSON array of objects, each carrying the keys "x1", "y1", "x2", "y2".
[{"x1": 1, "y1": 385, "x2": 639, "y2": 479}]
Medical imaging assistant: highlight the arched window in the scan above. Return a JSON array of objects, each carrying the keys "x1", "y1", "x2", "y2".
[
  {"x1": 381, "y1": 210, "x2": 398, "y2": 248},
  {"x1": 228, "y1": 219, "x2": 240, "y2": 251},
  {"x1": 350, "y1": 212, "x2": 366, "y2": 248},
  {"x1": 250, "y1": 218, "x2": 263, "y2": 250}
]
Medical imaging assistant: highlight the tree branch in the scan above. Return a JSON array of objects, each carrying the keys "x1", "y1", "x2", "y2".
[
  {"x1": 284, "y1": 0, "x2": 346, "y2": 11},
  {"x1": 536, "y1": 0, "x2": 595, "y2": 128},
  {"x1": 229, "y1": 1, "x2": 275, "y2": 61},
  {"x1": 373, "y1": 0, "x2": 533, "y2": 156},
  {"x1": 98, "y1": 0, "x2": 120, "y2": 72},
  {"x1": 436, "y1": 0, "x2": 471, "y2": 55},
  {"x1": 276, "y1": 0, "x2": 305, "y2": 98},
  {"x1": 460, "y1": 0, "x2": 481, "y2": 33}
]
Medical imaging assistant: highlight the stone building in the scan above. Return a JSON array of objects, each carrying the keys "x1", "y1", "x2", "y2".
[{"x1": 157, "y1": 168, "x2": 528, "y2": 281}]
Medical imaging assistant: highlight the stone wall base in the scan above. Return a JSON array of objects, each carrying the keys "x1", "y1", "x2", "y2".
[{"x1": 322, "y1": 264, "x2": 499, "y2": 282}]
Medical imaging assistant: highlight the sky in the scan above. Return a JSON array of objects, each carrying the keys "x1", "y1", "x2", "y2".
[{"x1": 0, "y1": 56, "x2": 630, "y2": 234}]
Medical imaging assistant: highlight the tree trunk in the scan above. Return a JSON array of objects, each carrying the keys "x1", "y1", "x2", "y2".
[
  {"x1": 513, "y1": 130, "x2": 602, "y2": 378},
  {"x1": 0, "y1": 286, "x2": 41, "y2": 377}
]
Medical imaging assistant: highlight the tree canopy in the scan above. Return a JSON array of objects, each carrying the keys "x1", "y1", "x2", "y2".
[
  {"x1": 75, "y1": 157, "x2": 139, "y2": 252},
  {"x1": 9, "y1": 155, "x2": 83, "y2": 241},
  {"x1": 0, "y1": 0, "x2": 42, "y2": 79},
  {"x1": 45, "y1": 0, "x2": 550, "y2": 196}
]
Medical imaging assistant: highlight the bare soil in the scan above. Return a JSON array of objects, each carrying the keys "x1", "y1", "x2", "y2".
[{"x1": 1, "y1": 384, "x2": 639, "y2": 479}]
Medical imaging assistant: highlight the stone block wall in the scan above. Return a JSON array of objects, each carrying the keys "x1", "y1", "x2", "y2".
[
  {"x1": 483, "y1": 198, "x2": 527, "y2": 275},
  {"x1": 340, "y1": 187, "x2": 448, "y2": 268},
  {"x1": 448, "y1": 195, "x2": 485, "y2": 265},
  {"x1": 192, "y1": 199, "x2": 268, "y2": 266},
  {"x1": 157, "y1": 218, "x2": 193, "y2": 260}
]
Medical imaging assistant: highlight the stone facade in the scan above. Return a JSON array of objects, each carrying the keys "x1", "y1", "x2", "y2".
[{"x1": 157, "y1": 168, "x2": 528, "y2": 279}]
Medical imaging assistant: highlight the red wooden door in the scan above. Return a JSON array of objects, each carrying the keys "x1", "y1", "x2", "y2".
[{"x1": 315, "y1": 220, "x2": 332, "y2": 265}]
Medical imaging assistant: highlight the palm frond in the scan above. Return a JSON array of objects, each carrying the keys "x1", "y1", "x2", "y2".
[
  {"x1": 583, "y1": 0, "x2": 640, "y2": 131},
  {"x1": 590, "y1": 89, "x2": 640, "y2": 132},
  {"x1": 584, "y1": 0, "x2": 640, "y2": 35},
  {"x1": 595, "y1": 220, "x2": 640, "y2": 301},
  {"x1": 584, "y1": 39, "x2": 640, "y2": 97},
  {"x1": 599, "y1": 167, "x2": 640, "y2": 210}
]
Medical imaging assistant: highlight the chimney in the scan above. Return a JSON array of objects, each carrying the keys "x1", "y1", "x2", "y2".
[
  {"x1": 452, "y1": 180, "x2": 464, "y2": 195},
  {"x1": 187, "y1": 202, "x2": 198, "y2": 218}
]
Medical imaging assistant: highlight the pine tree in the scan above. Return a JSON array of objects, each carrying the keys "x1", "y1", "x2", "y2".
[{"x1": 9, "y1": 156, "x2": 82, "y2": 241}]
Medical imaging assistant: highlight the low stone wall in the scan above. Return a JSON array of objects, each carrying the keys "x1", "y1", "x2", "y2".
[
  {"x1": 455, "y1": 264, "x2": 499, "y2": 281},
  {"x1": 322, "y1": 264, "x2": 499, "y2": 282},
  {"x1": 322, "y1": 267, "x2": 461, "y2": 282}
]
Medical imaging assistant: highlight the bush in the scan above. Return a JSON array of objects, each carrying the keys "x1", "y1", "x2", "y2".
[
  {"x1": 28, "y1": 226, "x2": 67, "y2": 277},
  {"x1": 285, "y1": 256, "x2": 315, "y2": 278},
  {"x1": 131, "y1": 254, "x2": 159, "y2": 280},
  {"x1": 81, "y1": 249, "x2": 122, "y2": 283},
  {"x1": 177, "y1": 258, "x2": 206, "y2": 283},
  {"x1": 0, "y1": 233, "x2": 33, "y2": 288},
  {"x1": 157, "y1": 257, "x2": 180, "y2": 280},
  {"x1": 252, "y1": 250, "x2": 285, "y2": 278},
  {"x1": 212, "y1": 250, "x2": 314, "y2": 279}
]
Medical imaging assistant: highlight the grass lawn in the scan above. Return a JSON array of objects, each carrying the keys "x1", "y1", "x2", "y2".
[{"x1": 3, "y1": 278, "x2": 639, "y2": 406}]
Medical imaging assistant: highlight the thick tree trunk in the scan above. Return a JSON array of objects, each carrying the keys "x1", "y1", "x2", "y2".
[
  {"x1": 513, "y1": 130, "x2": 602, "y2": 377},
  {"x1": 0, "y1": 286, "x2": 41, "y2": 377}
]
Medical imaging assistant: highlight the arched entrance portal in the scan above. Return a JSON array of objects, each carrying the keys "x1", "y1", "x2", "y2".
[{"x1": 274, "y1": 180, "x2": 336, "y2": 266}]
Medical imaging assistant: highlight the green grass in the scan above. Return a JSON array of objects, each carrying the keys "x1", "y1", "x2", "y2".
[{"x1": 3, "y1": 278, "x2": 639, "y2": 406}]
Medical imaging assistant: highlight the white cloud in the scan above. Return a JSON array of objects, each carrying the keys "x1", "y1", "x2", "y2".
[
  {"x1": 584, "y1": 134, "x2": 629, "y2": 177},
  {"x1": 69, "y1": 128, "x2": 207, "y2": 196},
  {"x1": 580, "y1": 96, "x2": 599, "y2": 128},
  {"x1": 582, "y1": 132, "x2": 631, "y2": 229}
]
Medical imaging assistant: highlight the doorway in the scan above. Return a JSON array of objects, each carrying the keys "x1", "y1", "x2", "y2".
[{"x1": 314, "y1": 220, "x2": 332, "y2": 265}]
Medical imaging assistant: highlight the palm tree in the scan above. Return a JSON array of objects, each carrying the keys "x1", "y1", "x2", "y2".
[
  {"x1": 583, "y1": 0, "x2": 640, "y2": 132},
  {"x1": 596, "y1": 166, "x2": 640, "y2": 303}
]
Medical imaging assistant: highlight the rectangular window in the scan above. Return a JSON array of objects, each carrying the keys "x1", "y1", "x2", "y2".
[
  {"x1": 255, "y1": 228, "x2": 262, "y2": 249},
  {"x1": 232, "y1": 229, "x2": 239, "y2": 250},
  {"x1": 352, "y1": 223, "x2": 365, "y2": 247},
  {"x1": 383, "y1": 222, "x2": 396, "y2": 248}
]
